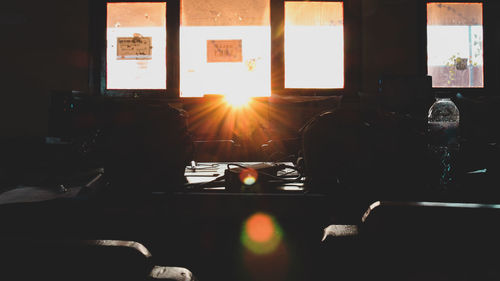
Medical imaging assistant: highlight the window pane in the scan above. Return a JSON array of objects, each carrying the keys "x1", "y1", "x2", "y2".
[
  {"x1": 180, "y1": 0, "x2": 271, "y2": 98},
  {"x1": 427, "y1": 3, "x2": 483, "y2": 88},
  {"x1": 107, "y1": 3, "x2": 166, "y2": 90},
  {"x1": 285, "y1": 2, "x2": 344, "y2": 89}
]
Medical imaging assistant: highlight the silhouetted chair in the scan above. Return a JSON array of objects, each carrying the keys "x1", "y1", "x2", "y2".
[
  {"x1": 0, "y1": 238, "x2": 196, "y2": 281},
  {"x1": 321, "y1": 201, "x2": 500, "y2": 281}
]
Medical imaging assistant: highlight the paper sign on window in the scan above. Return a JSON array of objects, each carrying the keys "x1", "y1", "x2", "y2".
[
  {"x1": 207, "y1": 40, "x2": 242, "y2": 63},
  {"x1": 117, "y1": 36, "x2": 152, "y2": 60}
]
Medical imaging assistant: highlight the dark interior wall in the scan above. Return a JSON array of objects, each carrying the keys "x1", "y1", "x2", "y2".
[
  {"x1": 362, "y1": 0, "x2": 424, "y2": 92},
  {"x1": 0, "y1": 1, "x2": 89, "y2": 138}
]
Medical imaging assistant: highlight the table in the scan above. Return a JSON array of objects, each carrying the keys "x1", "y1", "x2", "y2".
[{"x1": 184, "y1": 162, "x2": 305, "y2": 193}]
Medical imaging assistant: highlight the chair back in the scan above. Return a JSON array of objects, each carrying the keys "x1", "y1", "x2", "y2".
[{"x1": 0, "y1": 239, "x2": 152, "y2": 281}]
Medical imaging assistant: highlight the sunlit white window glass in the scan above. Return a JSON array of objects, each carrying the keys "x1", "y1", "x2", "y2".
[
  {"x1": 427, "y1": 3, "x2": 483, "y2": 88},
  {"x1": 285, "y1": 2, "x2": 344, "y2": 89},
  {"x1": 107, "y1": 2, "x2": 166, "y2": 90},
  {"x1": 180, "y1": 0, "x2": 271, "y2": 98}
]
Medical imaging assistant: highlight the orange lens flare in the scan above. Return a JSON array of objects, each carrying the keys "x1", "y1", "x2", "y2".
[
  {"x1": 246, "y1": 213, "x2": 274, "y2": 243},
  {"x1": 239, "y1": 168, "x2": 258, "y2": 186},
  {"x1": 241, "y1": 212, "x2": 283, "y2": 255},
  {"x1": 242, "y1": 175, "x2": 257, "y2": 186}
]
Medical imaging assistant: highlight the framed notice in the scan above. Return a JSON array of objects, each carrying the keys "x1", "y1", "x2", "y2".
[
  {"x1": 207, "y1": 40, "x2": 242, "y2": 63},
  {"x1": 117, "y1": 36, "x2": 152, "y2": 60}
]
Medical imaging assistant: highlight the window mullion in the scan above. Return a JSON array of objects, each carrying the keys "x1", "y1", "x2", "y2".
[
  {"x1": 271, "y1": 0, "x2": 285, "y2": 93},
  {"x1": 167, "y1": 0, "x2": 180, "y2": 97}
]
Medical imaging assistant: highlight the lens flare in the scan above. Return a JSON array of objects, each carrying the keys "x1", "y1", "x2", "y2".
[
  {"x1": 242, "y1": 175, "x2": 256, "y2": 185},
  {"x1": 239, "y1": 168, "x2": 258, "y2": 186},
  {"x1": 246, "y1": 213, "x2": 274, "y2": 242},
  {"x1": 241, "y1": 212, "x2": 283, "y2": 255}
]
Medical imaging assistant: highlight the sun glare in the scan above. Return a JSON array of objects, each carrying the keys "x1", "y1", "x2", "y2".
[{"x1": 224, "y1": 95, "x2": 252, "y2": 108}]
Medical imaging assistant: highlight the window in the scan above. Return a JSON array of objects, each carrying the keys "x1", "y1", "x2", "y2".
[
  {"x1": 285, "y1": 2, "x2": 343, "y2": 89},
  {"x1": 96, "y1": 0, "x2": 355, "y2": 97},
  {"x1": 180, "y1": 0, "x2": 271, "y2": 98},
  {"x1": 106, "y1": 2, "x2": 166, "y2": 90},
  {"x1": 427, "y1": 2, "x2": 483, "y2": 88}
]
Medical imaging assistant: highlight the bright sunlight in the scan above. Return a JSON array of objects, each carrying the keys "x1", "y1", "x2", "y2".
[
  {"x1": 224, "y1": 94, "x2": 252, "y2": 108},
  {"x1": 180, "y1": 26, "x2": 271, "y2": 99}
]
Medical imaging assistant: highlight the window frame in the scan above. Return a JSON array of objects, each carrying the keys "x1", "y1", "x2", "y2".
[
  {"x1": 90, "y1": 0, "x2": 361, "y2": 98},
  {"x1": 423, "y1": 0, "x2": 494, "y2": 95}
]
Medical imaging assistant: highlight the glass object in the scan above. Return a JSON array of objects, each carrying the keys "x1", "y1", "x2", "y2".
[
  {"x1": 427, "y1": 97, "x2": 460, "y2": 187},
  {"x1": 285, "y1": 1, "x2": 343, "y2": 88},
  {"x1": 180, "y1": 0, "x2": 271, "y2": 99},
  {"x1": 427, "y1": 3, "x2": 483, "y2": 88},
  {"x1": 107, "y1": 2, "x2": 166, "y2": 90}
]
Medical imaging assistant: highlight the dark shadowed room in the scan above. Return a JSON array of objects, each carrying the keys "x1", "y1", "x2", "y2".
[{"x1": 1, "y1": 0, "x2": 500, "y2": 280}]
